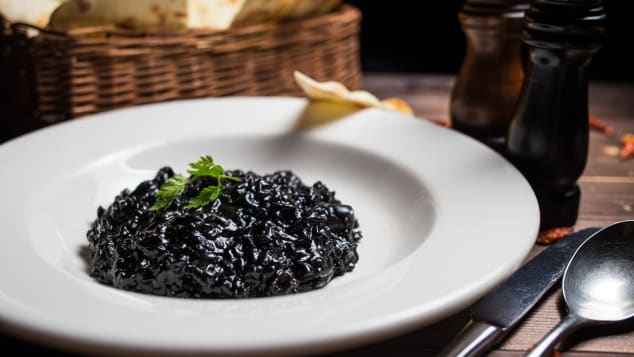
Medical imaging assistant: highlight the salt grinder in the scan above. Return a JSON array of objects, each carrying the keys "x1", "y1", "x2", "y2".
[
  {"x1": 450, "y1": 0, "x2": 528, "y2": 150},
  {"x1": 507, "y1": 0, "x2": 605, "y2": 230}
]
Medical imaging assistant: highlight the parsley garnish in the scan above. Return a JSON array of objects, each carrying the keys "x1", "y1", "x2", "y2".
[
  {"x1": 149, "y1": 156, "x2": 240, "y2": 211},
  {"x1": 149, "y1": 174, "x2": 188, "y2": 211},
  {"x1": 186, "y1": 155, "x2": 225, "y2": 177},
  {"x1": 185, "y1": 185, "x2": 222, "y2": 209}
]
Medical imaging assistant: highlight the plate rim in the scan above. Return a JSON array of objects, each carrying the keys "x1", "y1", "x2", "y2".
[{"x1": 0, "y1": 97, "x2": 539, "y2": 355}]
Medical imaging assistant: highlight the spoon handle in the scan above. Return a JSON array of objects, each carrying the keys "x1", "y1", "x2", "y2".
[{"x1": 525, "y1": 314, "x2": 588, "y2": 357}]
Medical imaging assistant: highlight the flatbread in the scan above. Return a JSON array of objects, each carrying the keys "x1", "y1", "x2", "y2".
[
  {"x1": 49, "y1": 0, "x2": 339, "y2": 31},
  {"x1": 294, "y1": 71, "x2": 414, "y2": 116},
  {"x1": 50, "y1": 0, "x2": 199, "y2": 31},
  {"x1": 282, "y1": 0, "x2": 340, "y2": 21},
  {"x1": 0, "y1": 0, "x2": 63, "y2": 27}
]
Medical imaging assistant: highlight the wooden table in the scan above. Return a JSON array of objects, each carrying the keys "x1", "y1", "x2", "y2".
[
  {"x1": 323, "y1": 74, "x2": 634, "y2": 356},
  {"x1": 1, "y1": 73, "x2": 633, "y2": 356}
]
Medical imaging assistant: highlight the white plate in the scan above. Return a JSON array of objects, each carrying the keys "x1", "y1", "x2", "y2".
[{"x1": 0, "y1": 97, "x2": 538, "y2": 356}]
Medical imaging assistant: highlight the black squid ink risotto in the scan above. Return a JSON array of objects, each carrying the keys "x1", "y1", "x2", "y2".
[{"x1": 86, "y1": 156, "x2": 362, "y2": 298}]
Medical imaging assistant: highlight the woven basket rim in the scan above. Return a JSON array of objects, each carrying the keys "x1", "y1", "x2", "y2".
[
  {"x1": 9, "y1": 4, "x2": 360, "y2": 39},
  {"x1": 1, "y1": 3, "x2": 362, "y2": 133}
]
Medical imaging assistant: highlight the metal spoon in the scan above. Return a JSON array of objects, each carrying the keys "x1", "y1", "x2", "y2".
[{"x1": 526, "y1": 220, "x2": 634, "y2": 357}]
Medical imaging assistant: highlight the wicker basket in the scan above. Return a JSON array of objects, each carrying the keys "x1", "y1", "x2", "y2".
[{"x1": 0, "y1": 5, "x2": 361, "y2": 137}]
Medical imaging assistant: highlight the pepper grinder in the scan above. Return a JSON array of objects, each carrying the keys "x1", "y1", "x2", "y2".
[
  {"x1": 450, "y1": 0, "x2": 528, "y2": 151},
  {"x1": 507, "y1": 0, "x2": 605, "y2": 230}
]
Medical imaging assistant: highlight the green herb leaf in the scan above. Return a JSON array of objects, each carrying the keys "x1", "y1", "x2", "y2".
[
  {"x1": 185, "y1": 185, "x2": 223, "y2": 209},
  {"x1": 220, "y1": 175, "x2": 242, "y2": 182},
  {"x1": 187, "y1": 155, "x2": 225, "y2": 178},
  {"x1": 149, "y1": 174, "x2": 188, "y2": 211},
  {"x1": 150, "y1": 156, "x2": 241, "y2": 211}
]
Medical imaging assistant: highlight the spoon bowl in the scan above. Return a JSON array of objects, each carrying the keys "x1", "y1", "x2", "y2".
[
  {"x1": 565, "y1": 226, "x2": 634, "y2": 322},
  {"x1": 527, "y1": 220, "x2": 634, "y2": 357}
]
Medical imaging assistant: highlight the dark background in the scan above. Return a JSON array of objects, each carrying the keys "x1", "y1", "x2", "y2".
[{"x1": 346, "y1": 0, "x2": 634, "y2": 82}]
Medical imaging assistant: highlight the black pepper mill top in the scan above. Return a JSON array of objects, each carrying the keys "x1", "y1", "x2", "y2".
[
  {"x1": 507, "y1": 0, "x2": 605, "y2": 230},
  {"x1": 450, "y1": 0, "x2": 528, "y2": 151}
]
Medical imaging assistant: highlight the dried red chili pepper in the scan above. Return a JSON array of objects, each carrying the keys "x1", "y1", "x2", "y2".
[
  {"x1": 589, "y1": 115, "x2": 614, "y2": 136},
  {"x1": 424, "y1": 117, "x2": 451, "y2": 128},
  {"x1": 537, "y1": 226, "x2": 574, "y2": 245},
  {"x1": 620, "y1": 134, "x2": 634, "y2": 160}
]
